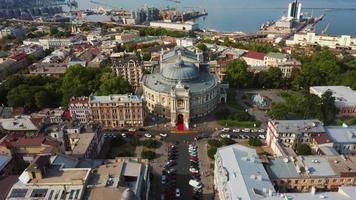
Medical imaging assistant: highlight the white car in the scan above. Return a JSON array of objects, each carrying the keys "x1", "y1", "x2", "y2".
[
  {"x1": 161, "y1": 175, "x2": 167, "y2": 184},
  {"x1": 160, "y1": 133, "x2": 168, "y2": 137},
  {"x1": 175, "y1": 188, "x2": 181, "y2": 198},
  {"x1": 144, "y1": 133, "x2": 152, "y2": 138},
  {"x1": 232, "y1": 129, "x2": 241, "y2": 133},
  {"x1": 242, "y1": 128, "x2": 250, "y2": 133},
  {"x1": 258, "y1": 129, "x2": 266, "y2": 133},
  {"x1": 220, "y1": 134, "x2": 231, "y2": 138},
  {"x1": 189, "y1": 168, "x2": 199, "y2": 173},
  {"x1": 221, "y1": 128, "x2": 230, "y2": 132},
  {"x1": 121, "y1": 133, "x2": 127, "y2": 138}
]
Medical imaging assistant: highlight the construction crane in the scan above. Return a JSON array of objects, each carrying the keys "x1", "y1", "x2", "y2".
[
  {"x1": 89, "y1": 0, "x2": 119, "y2": 9},
  {"x1": 321, "y1": 23, "x2": 330, "y2": 35}
]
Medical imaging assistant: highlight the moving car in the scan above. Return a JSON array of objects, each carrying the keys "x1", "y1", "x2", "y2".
[
  {"x1": 160, "y1": 133, "x2": 168, "y2": 137},
  {"x1": 175, "y1": 188, "x2": 181, "y2": 198}
]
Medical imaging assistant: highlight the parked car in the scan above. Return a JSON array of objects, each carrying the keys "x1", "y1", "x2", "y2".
[
  {"x1": 242, "y1": 128, "x2": 250, "y2": 133},
  {"x1": 161, "y1": 175, "x2": 167, "y2": 184},
  {"x1": 221, "y1": 127, "x2": 230, "y2": 132},
  {"x1": 121, "y1": 133, "x2": 127, "y2": 138},
  {"x1": 232, "y1": 129, "x2": 241, "y2": 133},
  {"x1": 144, "y1": 133, "x2": 152, "y2": 138},
  {"x1": 189, "y1": 168, "x2": 199, "y2": 173},
  {"x1": 258, "y1": 129, "x2": 266, "y2": 133},
  {"x1": 220, "y1": 134, "x2": 231, "y2": 138},
  {"x1": 189, "y1": 180, "x2": 203, "y2": 189}
]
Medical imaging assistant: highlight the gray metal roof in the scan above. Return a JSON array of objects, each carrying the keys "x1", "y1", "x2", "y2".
[
  {"x1": 161, "y1": 59, "x2": 200, "y2": 81},
  {"x1": 271, "y1": 120, "x2": 325, "y2": 133},
  {"x1": 325, "y1": 126, "x2": 356, "y2": 144}
]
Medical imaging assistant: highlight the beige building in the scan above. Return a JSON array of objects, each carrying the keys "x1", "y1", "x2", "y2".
[
  {"x1": 266, "y1": 155, "x2": 356, "y2": 193},
  {"x1": 89, "y1": 95, "x2": 144, "y2": 128},
  {"x1": 142, "y1": 47, "x2": 227, "y2": 130},
  {"x1": 87, "y1": 157, "x2": 150, "y2": 200},
  {"x1": 69, "y1": 97, "x2": 92, "y2": 123},
  {"x1": 111, "y1": 52, "x2": 143, "y2": 90}
]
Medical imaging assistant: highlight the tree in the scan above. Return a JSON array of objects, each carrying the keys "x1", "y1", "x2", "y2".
[
  {"x1": 34, "y1": 90, "x2": 50, "y2": 109},
  {"x1": 207, "y1": 147, "x2": 217, "y2": 160},
  {"x1": 225, "y1": 59, "x2": 254, "y2": 88},
  {"x1": 267, "y1": 103, "x2": 288, "y2": 120},
  {"x1": 196, "y1": 43, "x2": 207, "y2": 51},
  {"x1": 60, "y1": 65, "x2": 101, "y2": 105},
  {"x1": 208, "y1": 139, "x2": 222, "y2": 148},
  {"x1": 96, "y1": 72, "x2": 133, "y2": 96},
  {"x1": 317, "y1": 90, "x2": 336, "y2": 125},
  {"x1": 256, "y1": 67, "x2": 283, "y2": 88},
  {"x1": 221, "y1": 138, "x2": 235, "y2": 146},
  {"x1": 141, "y1": 150, "x2": 156, "y2": 160},
  {"x1": 295, "y1": 144, "x2": 312, "y2": 155},
  {"x1": 7, "y1": 85, "x2": 37, "y2": 110},
  {"x1": 248, "y1": 138, "x2": 262, "y2": 147}
]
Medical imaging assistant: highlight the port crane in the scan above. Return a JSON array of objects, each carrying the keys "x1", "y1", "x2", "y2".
[
  {"x1": 321, "y1": 23, "x2": 330, "y2": 35},
  {"x1": 166, "y1": 0, "x2": 181, "y2": 3},
  {"x1": 89, "y1": 0, "x2": 120, "y2": 9}
]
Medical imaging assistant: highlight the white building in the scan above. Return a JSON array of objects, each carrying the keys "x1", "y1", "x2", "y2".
[
  {"x1": 310, "y1": 86, "x2": 356, "y2": 118},
  {"x1": 325, "y1": 126, "x2": 356, "y2": 154},
  {"x1": 266, "y1": 120, "x2": 325, "y2": 157},
  {"x1": 286, "y1": 33, "x2": 356, "y2": 50},
  {"x1": 214, "y1": 144, "x2": 275, "y2": 200},
  {"x1": 150, "y1": 21, "x2": 199, "y2": 31},
  {"x1": 176, "y1": 37, "x2": 197, "y2": 47},
  {"x1": 23, "y1": 38, "x2": 73, "y2": 50}
]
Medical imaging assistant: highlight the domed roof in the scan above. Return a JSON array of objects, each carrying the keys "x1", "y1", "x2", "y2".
[
  {"x1": 161, "y1": 58, "x2": 199, "y2": 81},
  {"x1": 121, "y1": 188, "x2": 136, "y2": 200}
]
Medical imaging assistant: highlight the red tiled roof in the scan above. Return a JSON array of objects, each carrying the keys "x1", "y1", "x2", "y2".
[
  {"x1": 62, "y1": 110, "x2": 71, "y2": 121},
  {"x1": 69, "y1": 98, "x2": 89, "y2": 105},
  {"x1": 312, "y1": 133, "x2": 333, "y2": 145},
  {"x1": 0, "y1": 175, "x2": 19, "y2": 200},
  {"x1": 0, "y1": 135, "x2": 60, "y2": 148},
  {"x1": 242, "y1": 51, "x2": 265, "y2": 60},
  {"x1": 9, "y1": 53, "x2": 27, "y2": 61}
]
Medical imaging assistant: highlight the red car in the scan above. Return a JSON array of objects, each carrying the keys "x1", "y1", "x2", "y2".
[{"x1": 190, "y1": 156, "x2": 198, "y2": 161}]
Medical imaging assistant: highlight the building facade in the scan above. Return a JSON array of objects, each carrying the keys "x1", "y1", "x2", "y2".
[
  {"x1": 111, "y1": 52, "x2": 143, "y2": 90},
  {"x1": 89, "y1": 95, "x2": 145, "y2": 128},
  {"x1": 142, "y1": 47, "x2": 227, "y2": 130},
  {"x1": 266, "y1": 120, "x2": 325, "y2": 157},
  {"x1": 69, "y1": 97, "x2": 92, "y2": 123},
  {"x1": 286, "y1": 33, "x2": 356, "y2": 50}
]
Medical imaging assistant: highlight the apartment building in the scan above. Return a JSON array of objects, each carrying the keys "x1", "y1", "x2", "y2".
[
  {"x1": 6, "y1": 155, "x2": 91, "y2": 200},
  {"x1": 111, "y1": 52, "x2": 143, "y2": 89},
  {"x1": 214, "y1": 144, "x2": 275, "y2": 200},
  {"x1": 89, "y1": 95, "x2": 145, "y2": 128},
  {"x1": 266, "y1": 120, "x2": 325, "y2": 157},
  {"x1": 264, "y1": 52, "x2": 301, "y2": 78},
  {"x1": 325, "y1": 126, "x2": 356, "y2": 154},
  {"x1": 266, "y1": 155, "x2": 356, "y2": 193},
  {"x1": 286, "y1": 33, "x2": 356, "y2": 50},
  {"x1": 68, "y1": 97, "x2": 92, "y2": 123}
]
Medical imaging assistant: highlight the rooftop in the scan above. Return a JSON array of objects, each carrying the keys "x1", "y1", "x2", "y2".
[
  {"x1": 310, "y1": 86, "x2": 356, "y2": 107},
  {"x1": 89, "y1": 94, "x2": 143, "y2": 104},
  {"x1": 0, "y1": 115, "x2": 38, "y2": 131},
  {"x1": 263, "y1": 186, "x2": 356, "y2": 200},
  {"x1": 87, "y1": 158, "x2": 147, "y2": 200},
  {"x1": 0, "y1": 155, "x2": 12, "y2": 172},
  {"x1": 270, "y1": 120, "x2": 325, "y2": 134},
  {"x1": 0, "y1": 135, "x2": 60, "y2": 148},
  {"x1": 325, "y1": 126, "x2": 356, "y2": 144},
  {"x1": 69, "y1": 133, "x2": 95, "y2": 157},
  {"x1": 266, "y1": 52, "x2": 288, "y2": 60},
  {"x1": 311, "y1": 133, "x2": 333, "y2": 145},
  {"x1": 216, "y1": 144, "x2": 275, "y2": 200},
  {"x1": 242, "y1": 51, "x2": 266, "y2": 60}
]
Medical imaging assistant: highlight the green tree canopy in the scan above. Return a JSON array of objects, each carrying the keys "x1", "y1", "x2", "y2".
[
  {"x1": 256, "y1": 67, "x2": 283, "y2": 88},
  {"x1": 267, "y1": 103, "x2": 288, "y2": 120},
  {"x1": 96, "y1": 72, "x2": 133, "y2": 96},
  {"x1": 295, "y1": 143, "x2": 312, "y2": 155},
  {"x1": 225, "y1": 59, "x2": 254, "y2": 88},
  {"x1": 317, "y1": 90, "x2": 336, "y2": 125}
]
